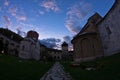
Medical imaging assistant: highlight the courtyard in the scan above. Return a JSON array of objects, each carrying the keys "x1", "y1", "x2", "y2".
[{"x1": 0, "y1": 53, "x2": 120, "y2": 80}]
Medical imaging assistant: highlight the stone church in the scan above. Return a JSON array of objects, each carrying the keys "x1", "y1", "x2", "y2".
[
  {"x1": 98, "y1": 0, "x2": 120, "y2": 56},
  {"x1": 71, "y1": 13, "x2": 103, "y2": 62},
  {"x1": 72, "y1": 0, "x2": 120, "y2": 62},
  {"x1": 19, "y1": 30, "x2": 40, "y2": 60},
  {"x1": 0, "y1": 28, "x2": 73, "y2": 61}
]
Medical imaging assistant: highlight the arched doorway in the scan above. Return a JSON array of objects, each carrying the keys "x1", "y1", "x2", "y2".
[{"x1": 81, "y1": 38, "x2": 92, "y2": 58}]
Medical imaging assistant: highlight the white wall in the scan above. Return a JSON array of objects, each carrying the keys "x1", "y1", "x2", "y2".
[
  {"x1": 98, "y1": 1, "x2": 120, "y2": 56},
  {"x1": 19, "y1": 38, "x2": 40, "y2": 60}
]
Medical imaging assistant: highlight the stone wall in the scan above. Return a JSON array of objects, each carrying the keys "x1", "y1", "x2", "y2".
[
  {"x1": 73, "y1": 34, "x2": 103, "y2": 62},
  {"x1": 98, "y1": 1, "x2": 120, "y2": 56},
  {"x1": 72, "y1": 13, "x2": 103, "y2": 62},
  {"x1": 0, "y1": 34, "x2": 19, "y2": 55},
  {"x1": 19, "y1": 38, "x2": 40, "y2": 60}
]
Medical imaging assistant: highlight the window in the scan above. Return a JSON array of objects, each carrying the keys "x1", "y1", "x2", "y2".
[{"x1": 106, "y1": 26, "x2": 112, "y2": 35}]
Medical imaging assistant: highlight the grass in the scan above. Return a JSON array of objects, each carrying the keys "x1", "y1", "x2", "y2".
[
  {"x1": 1, "y1": 53, "x2": 120, "y2": 80},
  {"x1": 0, "y1": 54, "x2": 54, "y2": 80},
  {"x1": 62, "y1": 53, "x2": 120, "y2": 80}
]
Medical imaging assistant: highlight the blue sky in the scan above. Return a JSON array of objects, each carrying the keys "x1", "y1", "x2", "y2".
[{"x1": 0, "y1": 0, "x2": 115, "y2": 49}]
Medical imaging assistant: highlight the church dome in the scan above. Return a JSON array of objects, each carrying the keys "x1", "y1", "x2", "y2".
[{"x1": 27, "y1": 30, "x2": 39, "y2": 40}]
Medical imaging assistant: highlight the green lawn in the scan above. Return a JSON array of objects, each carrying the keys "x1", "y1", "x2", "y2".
[
  {"x1": 62, "y1": 53, "x2": 120, "y2": 80},
  {"x1": 0, "y1": 54, "x2": 53, "y2": 80}
]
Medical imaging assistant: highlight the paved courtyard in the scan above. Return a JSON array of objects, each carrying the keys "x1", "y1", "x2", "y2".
[{"x1": 40, "y1": 62, "x2": 73, "y2": 80}]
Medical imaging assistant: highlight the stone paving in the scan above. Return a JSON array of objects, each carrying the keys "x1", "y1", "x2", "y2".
[{"x1": 40, "y1": 62, "x2": 73, "y2": 80}]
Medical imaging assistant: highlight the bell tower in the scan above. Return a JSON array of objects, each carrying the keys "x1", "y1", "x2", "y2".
[{"x1": 62, "y1": 42, "x2": 68, "y2": 52}]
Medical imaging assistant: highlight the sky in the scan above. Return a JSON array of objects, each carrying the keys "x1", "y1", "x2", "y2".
[{"x1": 0, "y1": 0, "x2": 115, "y2": 50}]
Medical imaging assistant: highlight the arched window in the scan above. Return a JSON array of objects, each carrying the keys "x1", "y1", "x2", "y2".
[{"x1": 106, "y1": 26, "x2": 112, "y2": 35}]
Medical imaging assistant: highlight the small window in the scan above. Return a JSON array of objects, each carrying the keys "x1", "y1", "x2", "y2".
[{"x1": 106, "y1": 26, "x2": 112, "y2": 35}]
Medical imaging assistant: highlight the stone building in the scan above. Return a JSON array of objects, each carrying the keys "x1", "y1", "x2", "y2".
[
  {"x1": 0, "y1": 28, "x2": 73, "y2": 61},
  {"x1": 19, "y1": 30, "x2": 40, "y2": 60},
  {"x1": 40, "y1": 43, "x2": 48, "y2": 60},
  {"x1": 97, "y1": 0, "x2": 120, "y2": 56},
  {"x1": 72, "y1": 13, "x2": 103, "y2": 62},
  {"x1": 61, "y1": 42, "x2": 74, "y2": 61},
  {"x1": 62, "y1": 42, "x2": 68, "y2": 52},
  {"x1": 40, "y1": 42, "x2": 73, "y2": 61},
  {"x1": 0, "y1": 28, "x2": 41, "y2": 60},
  {"x1": 0, "y1": 28, "x2": 23, "y2": 56},
  {"x1": 61, "y1": 42, "x2": 69, "y2": 60},
  {"x1": 47, "y1": 48, "x2": 62, "y2": 61},
  {"x1": 72, "y1": 0, "x2": 120, "y2": 62},
  {"x1": 40, "y1": 43, "x2": 61, "y2": 61}
]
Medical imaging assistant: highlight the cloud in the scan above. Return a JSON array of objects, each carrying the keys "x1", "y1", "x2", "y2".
[
  {"x1": 9, "y1": 6, "x2": 17, "y2": 16},
  {"x1": 63, "y1": 36, "x2": 71, "y2": 43},
  {"x1": 19, "y1": 22, "x2": 38, "y2": 29},
  {"x1": 19, "y1": 22, "x2": 42, "y2": 35},
  {"x1": 40, "y1": 0, "x2": 60, "y2": 12},
  {"x1": 3, "y1": 15, "x2": 11, "y2": 28},
  {"x1": 4, "y1": 0, "x2": 9, "y2": 6},
  {"x1": 65, "y1": 1, "x2": 92, "y2": 34},
  {"x1": 66, "y1": 19, "x2": 82, "y2": 34},
  {"x1": 9, "y1": 6, "x2": 27, "y2": 21},
  {"x1": 40, "y1": 38, "x2": 61, "y2": 49},
  {"x1": 16, "y1": 26, "x2": 26, "y2": 37},
  {"x1": 16, "y1": 26, "x2": 22, "y2": 34},
  {"x1": 15, "y1": 15, "x2": 26, "y2": 21}
]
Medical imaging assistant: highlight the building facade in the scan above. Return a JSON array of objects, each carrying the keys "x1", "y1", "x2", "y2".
[
  {"x1": 40, "y1": 42, "x2": 73, "y2": 61},
  {"x1": 47, "y1": 48, "x2": 62, "y2": 61},
  {"x1": 72, "y1": 0, "x2": 120, "y2": 62},
  {"x1": 19, "y1": 30, "x2": 40, "y2": 60},
  {"x1": 0, "y1": 28, "x2": 73, "y2": 61},
  {"x1": 61, "y1": 42, "x2": 70, "y2": 60},
  {"x1": 0, "y1": 28, "x2": 22, "y2": 56},
  {"x1": 98, "y1": 0, "x2": 120, "y2": 56},
  {"x1": 72, "y1": 13, "x2": 103, "y2": 62}
]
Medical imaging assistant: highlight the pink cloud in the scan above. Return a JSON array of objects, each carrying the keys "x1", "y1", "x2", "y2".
[
  {"x1": 41, "y1": 0, "x2": 60, "y2": 12},
  {"x1": 16, "y1": 15, "x2": 26, "y2": 21},
  {"x1": 9, "y1": 6, "x2": 17, "y2": 16},
  {"x1": 65, "y1": 1, "x2": 92, "y2": 34},
  {"x1": 67, "y1": 2, "x2": 91, "y2": 19},
  {"x1": 9, "y1": 6, "x2": 27, "y2": 21},
  {"x1": 4, "y1": 0, "x2": 9, "y2": 6},
  {"x1": 20, "y1": 22, "x2": 38, "y2": 29},
  {"x1": 65, "y1": 19, "x2": 81, "y2": 34}
]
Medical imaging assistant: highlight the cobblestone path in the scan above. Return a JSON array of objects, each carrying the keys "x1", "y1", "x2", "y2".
[{"x1": 40, "y1": 62, "x2": 73, "y2": 80}]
